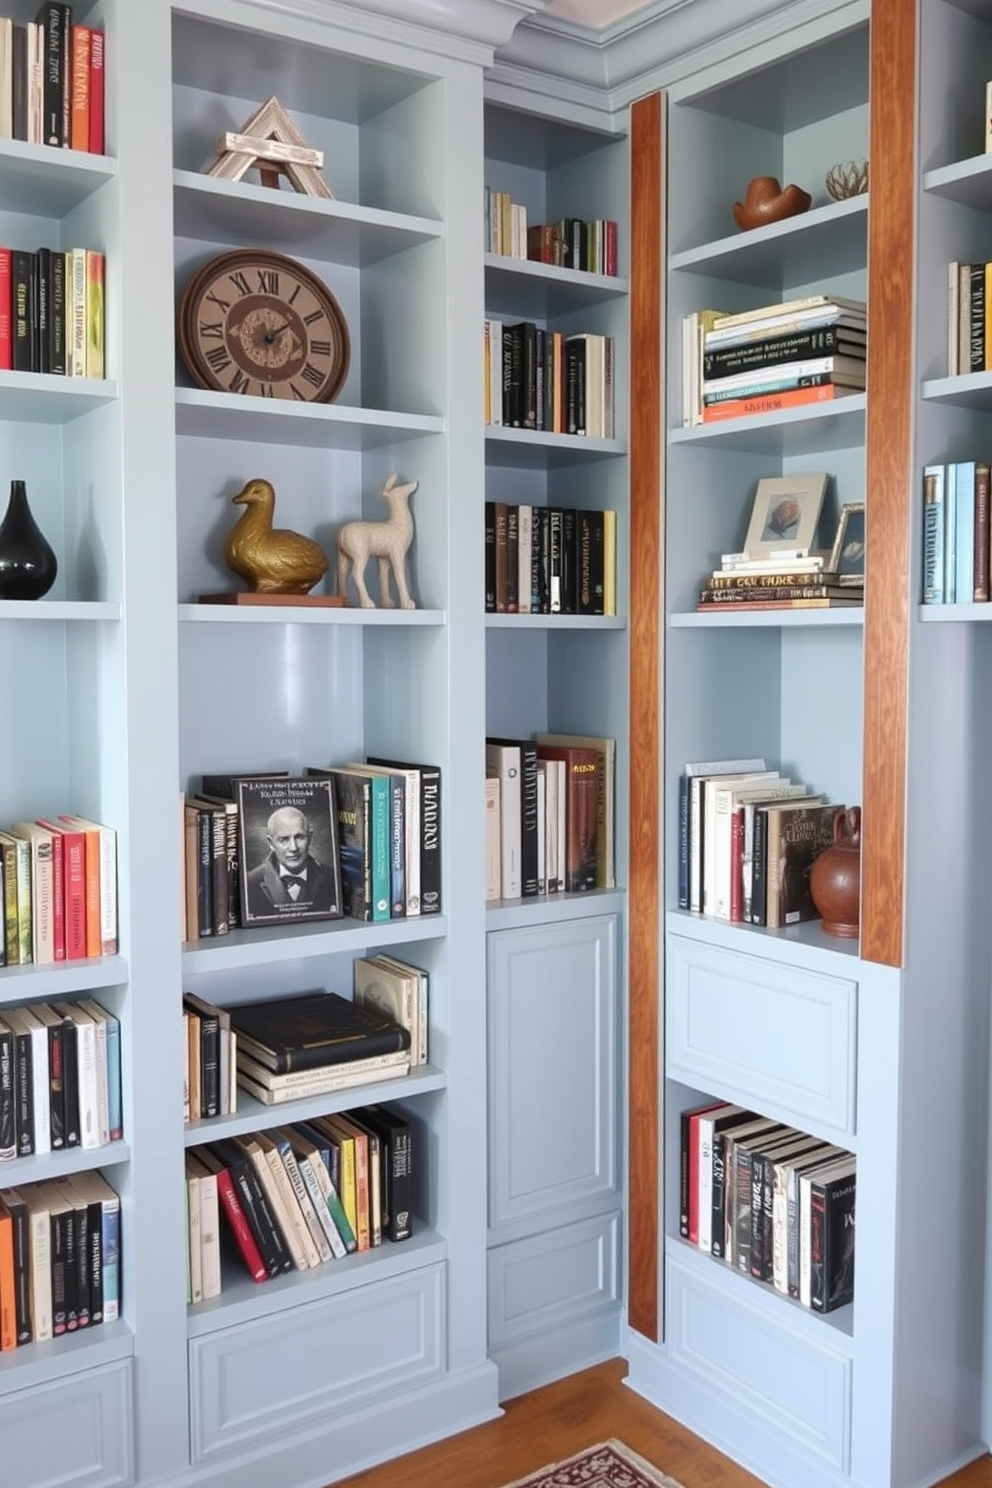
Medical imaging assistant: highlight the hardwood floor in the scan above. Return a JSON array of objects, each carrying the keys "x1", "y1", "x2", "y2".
[{"x1": 337, "y1": 1359, "x2": 992, "y2": 1488}]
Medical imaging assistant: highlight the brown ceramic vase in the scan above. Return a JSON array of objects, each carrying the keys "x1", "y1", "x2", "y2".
[
  {"x1": 809, "y1": 805, "x2": 861, "y2": 937},
  {"x1": 732, "y1": 175, "x2": 812, "y2": 231}
]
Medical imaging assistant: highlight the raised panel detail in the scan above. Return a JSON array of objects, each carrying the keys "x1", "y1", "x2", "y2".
[
  {"x1": 487, "y1": 916, "x2": 618, "y2": 1230},
  {"x1": 667, "y1": 936, "x2": 857, "y2": 1137},
  {"x1": 190, "y1": 1266, "x2": 445, "y2": 1460},
  {"x1": 488, "y1": 1212, "x2": 620, "y2": 1347},
  {"x1": 666, "y1": 1257, "x2": 851, "y2": 1472},
  {"x1": 0, "y1": 1361, "x2": 133, "y2": 1488}
]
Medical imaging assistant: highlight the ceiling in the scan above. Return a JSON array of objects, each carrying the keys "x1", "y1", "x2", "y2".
[{"x1": 541, "y1": 0, "x2": 657, "y2": 29}]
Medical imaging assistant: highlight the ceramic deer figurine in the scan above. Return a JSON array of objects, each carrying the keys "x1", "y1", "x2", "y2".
[{"x1": 336, "y1": 472, "x2": 417, "y2": 609}]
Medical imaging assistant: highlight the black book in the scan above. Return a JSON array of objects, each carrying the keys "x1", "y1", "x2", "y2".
[
  {"x1": 703, "y1": 322, "x2": 866, "y2": 378},
  {"x1": 3, "y1": 1009, "x2": 34, "y2": 1156},
  {"x1": 548, "y1": 507, "x2": 564, "y2": 613},
  {"x1": 210, "y1": 1137, "x2": 290, "y2": 1277},
  {"x1": 484, "y1": 501, "x2": 497, "y2": 612},
  {"x1": 0, "y1": 1187, "x2": 32, "y2": 1343},
  {"x1": 65, "y1": 1173, "x2": 104, "y2": 1325},
  {"x1": 560, "y1": 507, "x2": 578, "y2": 613},
  {"x1": 49, "y1": 245, "x2": 66, "y2": 375},
  {"x1": 566, "y1": 336, "x2": 586, "y2": 434},
  {"x1": 0, "y1": 1019, "x2": 15, "y2": 1160},
  {"x1": 809, "y1": 1159, "x2": 857, "y2": 1313},
  {"x1": 311, "y1": 767, "x2": 373, "y2": 922},
  {"x1": 354, "y1": 1103, "x2": 413, "y2": 1242},
  {"x1": 504, "y1": 503, "x2": 519, "y2": 612},
  {"x1": 227, "y1": 990, "x2": 410, "y2": 1074},
  {"x1": 367, "y1": 757, "x2": 442, "y2": 917},
  {"x1": 35, "y1": 247, "x2": 51, "y2": 373},
  {"x1": 11, "y1": 24, "x2": 28, "y2": 141},
  {"x1": 28, "y1": 1003, "x2": 66, "y2": 1149},
  {"x1": 184, "y1": 995, "x2": 220, "y2": 1119},
  {"x1": 61, "y1": 1011, "x2": 80, "y2": 1147},
  {"x1": 533, "y1": 506, "x2": 550, "y2": 613},
  {"x1": 199, "y1": 770, "x2": 289, "y2": 799},
  {"x1": 190, "y1": 798, "x2": 229, "y2": 937},
  {"x1": 50, "y1": 1196, "x2": 75, "y2": 1335},
  {"x1": 749, "y1": 805, "x2": 770, "y2": 926},
  {"x1": 36, "y1": 3, "x2": 67, "y2": 147},
  {"x1": 708, "y1": 1108, "x2": 756, "y2": 1260},
  {"x1": 534, "y1": 324, "x2": 547, "y2": 430},
  {"x1": 12, "y1": 249, "x2": 35, "y2": 373}
]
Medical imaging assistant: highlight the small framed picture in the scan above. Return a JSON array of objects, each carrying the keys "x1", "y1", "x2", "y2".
[
  {"x1": 829, "y1": 502, "x2": 866, "y2": 585},
  {"x1": 236, "y1": 775, "x2": 343, "y2": 926},
  {"x1": 742, "y1": 472, "x2": 830, "y2": 559}
]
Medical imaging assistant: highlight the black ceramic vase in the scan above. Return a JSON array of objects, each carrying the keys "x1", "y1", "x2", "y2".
[{"x1": 0, "y1": 480, "x2": 58, "y2": 599}]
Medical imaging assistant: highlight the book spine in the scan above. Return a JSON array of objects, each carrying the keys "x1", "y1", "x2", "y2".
[
  {"x1": 703, "y1": 322, "x2": 863, "y2": 376},
  {"x1": 0, "y1": 1025, "x2": 15, "y2": 1160},
  {"x1": 701, "y1": 383, "x2": 850, "y2": 422},
  {"x1": 85, "y1": 249, "x2": 104, "y2": 378},
  {"x1": 12, "y1": 249, "x2": 35, "y2": 372},
  {"x1": 69, "y1": 246, "x2": 86, "y2": 376},
  {"x1": 87, "y1": 29, "x2": 104, "y2": 153},
  {"x1": 518, "y1": 743, "x2": 539, "y2": 897},
  {"x1": 922, "y1": 465, "x2": 946, "y2": 604},
  {"x1": 484, "y1": 501, "x2": 496, "y2": 612},
  {"x1": 38, "y1": 2, "x2": 62, "y2": 146},
  {"x1": 0, "y1": 248, "x2": 12, "y2": 370},
  {"x1": 419, "y1": 765, "x2": 441, "y2": 915},
  {"x1": 69, "y1": 24, "x2": 90, "y2": 151}
]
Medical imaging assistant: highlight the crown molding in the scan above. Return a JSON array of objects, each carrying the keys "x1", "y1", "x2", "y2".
[
  {"x1": 490, "y1": 0, "x2": 865, "y2": 110},
  {"x1": 239, "y1": 0, "x2": 552, "y2": 65}
]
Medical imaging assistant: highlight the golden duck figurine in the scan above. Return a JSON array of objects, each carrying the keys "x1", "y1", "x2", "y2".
[{"x1": 224, "y1": 477, "x2": 329, "y2": 595}]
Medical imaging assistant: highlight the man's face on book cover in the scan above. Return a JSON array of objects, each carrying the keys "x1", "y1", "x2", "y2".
[{"x1": 266, "y1": 807, "x2": 312, "y2": 871}]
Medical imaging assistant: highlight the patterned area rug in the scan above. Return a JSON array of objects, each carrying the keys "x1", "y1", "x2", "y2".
[{"x1": 501, "y1": 1440, "x2": 685, "y2": 1488}]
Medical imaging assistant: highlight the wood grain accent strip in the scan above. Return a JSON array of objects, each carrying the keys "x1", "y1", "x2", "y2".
[
  {"x1": 862, "y1": 0, "x2": 915, "y2": 968},
  {"x1": 627, "y1": 90, "x2": 663, "y2": 1342}
]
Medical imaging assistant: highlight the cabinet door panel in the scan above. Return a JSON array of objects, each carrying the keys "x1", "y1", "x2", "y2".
[
  {"x1": 667, "y1": 935, "x2": 857, "y2": 1138},
  {"x1": 487, "y1": 915, "x2": 618, "y2": 1230},
  {"x1": 0, "y1": 1362, "x2": 133, "y2": 1488},
  {"x1": 487, "y1": 1211, "x2": 620, "y2": 1348}
]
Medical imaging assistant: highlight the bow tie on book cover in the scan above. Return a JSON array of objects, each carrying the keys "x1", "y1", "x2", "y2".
[{"x1": 282, "y1": 874, "x2": 307, "y2": 890}]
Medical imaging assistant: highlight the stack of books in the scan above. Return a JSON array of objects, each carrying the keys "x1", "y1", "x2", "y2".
[
  {"x1": 228, "y1": 990, "x2": 412, "y2": 1108},
  {"x1": 683, "y1": 294, "x2": 867, "y2": 425},
  {"x1": 697, "y1": 549, "x2": 863, "y2": 613}
]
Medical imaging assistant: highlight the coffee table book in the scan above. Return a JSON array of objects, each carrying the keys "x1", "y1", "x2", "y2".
[{"x1": 228, "y1": 990, "x2": 411, "y2": 1074}]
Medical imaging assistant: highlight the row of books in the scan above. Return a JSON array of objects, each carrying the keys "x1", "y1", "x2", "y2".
[
  {"x1": 678, "y1": 756, "x2": 843, "y2": 927},
  {"x1": 485, "y1": 502, "x2": 617, "y2": 617},
  {"x1": 186, "y1": 1103, "x2": 413, "y2": 1294},
  {"x1": 0, "y1": 815, "x2": 117, "y2": 967},
  {"x1": 484, "y1": 189, "x2": 618, "y2": 276},
  {"x1": 228, "y1": 975, "x2": 426, "y2": 1111},
  {"x1": 697, "y1": 553, "x2": 863, "y2": 613},
  {"x1": 0, "y1": 1170, "x2": 120, "y2": 1348},
  {"x1": 921, "y1": 459, "x2": 992, "y2": 604},
  {"x1": 183, "y1": 993, "x2": 238, "y2": 1123},
  {"x1": 681, "y1": 1101, "x2": 856, "y2": 1314},
  {"x1": 0, "y1": 997, "x2": 120, "y2": 1159},
  {"x1": 0, "y1": 9, "x2": 104, "y2": 153},
  {"x1": 183, "y1": 760, "x2": 441, "y2": 940},
  {"x1": 946, "y1": 260, "x2": 992, "y2": 377},
  {"x1": 0, "y1": 245, "x2": 105, "y2": 377},
  {"x1": 681, "y1": 294, "x2": 867, "y2": 427},
  {"x1": 484, "y1": 320, "x2": 614, "y2": 438},
  {"x1": 485, "y1": 733, "x2": 615, "y2": 902}
]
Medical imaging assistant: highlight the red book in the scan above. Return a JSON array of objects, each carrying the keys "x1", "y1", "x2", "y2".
[
  {"x1": 729, "y1": 807, "x2": 744, "y2": 923},
  {"x1": 88, "y1": 28, "x2": 104, "y2": 155},
  {"x1": 701, "y1": 383, "x2": 857, "y2": 423},
  {"x1": 0, "y1": 248, "x2": 11, "y2": 371},
  {"x1": 38, "y1": 819, "x2": 86, "y2": 960},
  {"x1": 70, "y1": 24, "x2": 90, "y2": 152},
  {"x1": 687, "y1": 1102, "x2": 723, "y2": 1245},
  {"x1": 212, "y1": 1162, "x2": 268, "y2": 1284},
  {"x1": 605, "y1": 219, "x2": 618, "y2": 276},
  {"x1": 535, "y1": 744, "x2": 600, "y2": 891}
]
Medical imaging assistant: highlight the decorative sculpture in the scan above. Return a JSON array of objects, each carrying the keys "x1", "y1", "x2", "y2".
[
  {"x1": 336, "y1": 473, "x2": 417, "y2": 610},
  {"x1": 224, "y1": 477, "x2": 329, "y2": 595},
  {"x1": 206, "y1": 96, "x2": 333, "y2": 198},
  {"x1": 732, "y1": 175, "x2": 811, "y2": 231},
  {"x1": 825, "y1": 159, "x2": 869, "y2": 200}
]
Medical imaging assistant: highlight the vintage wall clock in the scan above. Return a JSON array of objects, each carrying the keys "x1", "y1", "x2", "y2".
[{"x1": 177, "y1": 248, "x2": 350, "y2": 402}]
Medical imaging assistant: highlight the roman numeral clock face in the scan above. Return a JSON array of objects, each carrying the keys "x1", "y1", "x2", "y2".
[{"x1": 177, "y1": 249, "x2": 350, "y2": 403}]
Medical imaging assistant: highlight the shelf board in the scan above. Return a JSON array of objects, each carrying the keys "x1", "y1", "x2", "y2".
[
  {"x1": 182, "y1": 914, "x2": 447, "y2": 972},
  {"x1": 0, "y1": 139, "x2": 116, "y2": 215},
  {"x1": 669, "y1": 196, "x2": 868, "y2": 289},
  {"x1": 0, "y1": 600, "x2": 120, "y2": 621},
  {"x1": 669, "y1": 395, "x2": 865, "y2": 456},
  {"x1": 0, "y1": 954, "x2": 127, "y2": 999},
  {"x1": 920, "y1": 370, "x2": 992, "y2": 410},
  {"x1": 485, "y1": 425, "x2": 625, "y2": 466},
  {"x1": 485, "y1": 612, "x2": 625, "y2": 630},
  {"x1": 179, "y1": 603, "x2": 445, "y2": 627},
  {"x1": 670, "y1": 607, "x2": 863, "y2": 628},
  {"x1": 922, "y1": 151, "x2": 992, "y2": 209},
  {"x1": 186, "y1": 1225, "x2": 447, "y2": 1338},
  {"x1": 484, "y1": 254, "x2": 628, "y2": 317},
  {"x1": 0, "y1": 1139, "x2": 130, "y2": 1187},
  {"x1": 665, "y1": 907, "x2": 863, "y2": 968},
  {"x1": 918, "y1": 602, "x2": 992, "y2": 621},
  {"x1": 173, "y1": 171, "x2": 442, "y2": 266},
  {"x1": 0, "y1": 1318, "x2": 133, "y2": 1397},
  {"x1": 0, "y1": 372, "x2": 118, "y2": 423},
  {"x1": 486, "y1": 887, "x2": 625, "y2": 929},
  {"x1": 175, "y1": 388, "x2": 443, "y2": 448},
  {"x1": 185, "y1": 1064, "x2": 446, "y2": 1148}
]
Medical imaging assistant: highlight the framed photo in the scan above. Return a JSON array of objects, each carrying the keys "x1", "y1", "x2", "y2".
[
  {"x1": 236, "y1": 775, "x2": 343, "y2": 927},
  {"x1": 742, "y1": 472, "x2": 830, "y2": 559},
  {"x1": 829, "y1": 501, "x2": 866, "y2": 585}
]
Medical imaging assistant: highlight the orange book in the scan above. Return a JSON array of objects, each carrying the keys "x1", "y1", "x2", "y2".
[
  {"x1": 70, "y1": 25, "x2": 90, "y2": 153},
  {"x1": 701, "y1": 383, "x2": 857, "y2": 423},
  {"x1": 59, "y1": 816, "x2": 100, "y2": 957},
  {"x1": 0, "y1": 1197, "x2": 15, "y2": 1350}
]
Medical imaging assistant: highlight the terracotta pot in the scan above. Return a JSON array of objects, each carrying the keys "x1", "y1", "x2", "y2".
[
  {"x1": 732, "y1": 175, "x2": 812, "y2": 231},
  {"x1": 809, "y1": 806, "x2": 861, "y2": 937}
]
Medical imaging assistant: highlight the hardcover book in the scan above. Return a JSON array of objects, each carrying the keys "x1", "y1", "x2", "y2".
[
  {"x1": 227, "y1": 990, "x2": 410, "y2": 1074},
  {"x1": 235, "y1": 775, "x2": 343, "y2": 927},
  {"x1": 535, "y1": 744, "x2": 600, "y2": 892},
  {"x1": 764, "y1": 800, "x2": 841, "y2": 929}
]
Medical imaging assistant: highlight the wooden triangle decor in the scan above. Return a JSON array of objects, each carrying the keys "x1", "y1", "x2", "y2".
[{"x1": 206, "y1": 95, "x2": 333, "y2": 198}]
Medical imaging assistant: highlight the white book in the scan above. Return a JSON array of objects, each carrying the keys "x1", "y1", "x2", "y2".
[
  {"x1": 28, "y1": 20, "x2": 43, "y2": 145},
  {"x1": 702, "y1": 772, "x2": 775, "y2": 916},
  {"x1": 281, "y1": 1129, "x2": 347, "y2": 1260},
  {"x1": 186, "y1": 1152, "x2": 221, "y2": 1300},
  {"x1": 4, "y1": 1006, "x2": 51, "y2": 1156},
  {"x1": 488, "y1": 318, "x2": 503, "y2": 425},
  {"x1": 20, "y1": 1181, "x2": 53, "y2": 1340},
  {"x1": 486, "y1": 740, "x2": 521, "y2": 899},
  {"x1": 184, "y1": 1159, "x2": 203, "y2": 1304},
  {"x1": 773, "y1": 1143, "x2": 845, "y2": 1295},
  {"x1": 274, "y1": 1132, "x2": 331, "y2": 1264},
  {"x1": 684, "y1": 758, "x2": 767, "y2": 914},
  {"x1": 362, "y1": 952, "x2": 424, "y2": 1064},
  {"x1": 55, "y1": 1001, "x2": 101, "y2": 1150},
  {"x1": 484, "y1": 774, "x2": 501, "y2": 902},
  {"x1": 518, "y1": 503, "x2": 532, "y2": 612},
  {"x1": 696, "y1": 1104, "x2": 738, "y2": 1253},
  {"x1": 0, "y1": 18, "x2": 12, "y2": 139},
  {"x1": 76, "y1": 998, "x2": 112, "y2": 1146},
  {"x1": 254, "y1": 1131, "x2": 321, "y2": 1268}
]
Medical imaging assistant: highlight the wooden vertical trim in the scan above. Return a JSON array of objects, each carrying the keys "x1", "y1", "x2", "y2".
[
  {"x1": 627, "y1": 90, "x2": 663, "y2": 1341},
  {"x1": 862, "y1": 0, "x2": 916, "y2": 967}
]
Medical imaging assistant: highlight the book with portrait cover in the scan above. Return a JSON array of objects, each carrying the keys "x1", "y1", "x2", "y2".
[
  {"x1": 235, "y1": 775, "x2": 342, "y2": 926},
  {"x1": 227, "y1": 990, "x2": 410, "y2": 1074}
]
